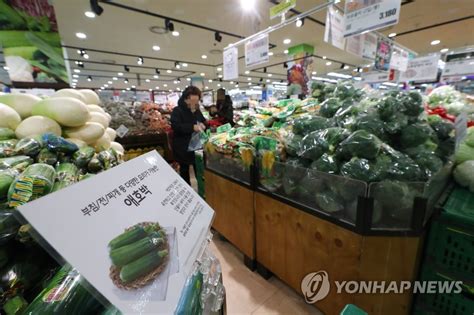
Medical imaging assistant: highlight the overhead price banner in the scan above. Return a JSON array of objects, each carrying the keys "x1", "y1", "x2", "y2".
[
  {"x1": 374, "y1": 37, "x2": 393, "y2": 71},
  {"x1": 223, "y1": 47, "x2": 238, "y2": 81},
  {"x1": 390, "y1": 45, "x2": 409, "y2": 72},
  {"x1": 343, "y1": 0, "x2": 401, "y2": 37},
  {"x1": 361, "y1": 71, "x2": 390, "y2": 83},
  {"x1": 442, "y1": 59, "x2": 474, "y2": 77},
  {"x1": 361, "y1": 32, "x2": 378, "y2": 60},
  {"x1": 245, "y1": 34, "x2": 269, "y2": 68},
  {"x1": 270, "y1": 0, "x2": 296, "y2": 19},
  {"x1": 324, "y1": 6, "x2": 346, "y2": 50},
  {"x1": 18, "y1": 151, "x2": 215, "y2": 314},
  {"x1": 399, "y1": 54, "x2": 440, "y2": 82},
  {"x1": 345, "y1": 34, "x2": 363, "y2": 57}
]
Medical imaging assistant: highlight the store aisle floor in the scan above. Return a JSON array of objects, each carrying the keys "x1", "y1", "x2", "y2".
[{"x1": 209, "y1": 237, "x2": 322, "y2": 315}]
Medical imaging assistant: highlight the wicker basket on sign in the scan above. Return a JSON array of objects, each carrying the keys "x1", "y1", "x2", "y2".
[{"x1": 109, "y1": 222, "x2": 169, "y2": 290}]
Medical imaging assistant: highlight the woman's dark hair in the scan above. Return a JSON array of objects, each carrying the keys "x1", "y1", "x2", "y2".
[{"x1": 182, "y1": 86, "x2": 202, "y2": 100}]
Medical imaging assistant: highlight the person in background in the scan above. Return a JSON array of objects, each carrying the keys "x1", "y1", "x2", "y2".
[
  {"x1": 170, "y1": 86, "x2": 206, "y2": 185},
  {"x1": 210, "y1": 88, "x2": 234, "y2": 126}
]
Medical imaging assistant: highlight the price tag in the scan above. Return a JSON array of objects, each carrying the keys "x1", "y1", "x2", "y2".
[
  {"x1": 324, "y1": 6, "x2": 346, "y2": 50},
  {"x1": 343, "y1": 0, "x2": 401, "y2": 37},
  {"x1": 245, "y1": 34, "x2": 269, "y2": 68},
  {"x1": 455, "y1": 112, "x2": 468, "y2": 149},
  {"x1": 223, "y1": 47, "x2": 238, "y2": 81},
  {"x1": 116, "y1": 124, "x2": 129, "y2": 138},
  {"x1": 399, "y1": 54, "x2": 440, "y2": 82}
]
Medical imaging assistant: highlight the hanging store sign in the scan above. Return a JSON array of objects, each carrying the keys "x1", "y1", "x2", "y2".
[
  {"x1": 343, "y1": 0, "x2": 401, "y2": 37},
  {"x1": 223, "y1": 47, "x2": 238, "y2": 81},
  {"x1": 245, "y1": 34, "x2": 269, "y2": 68},
  {"x1": 374, "y1": 37, "x2": 393, "y2": 71},
  {"x1": 345, "y1": 34, "x2": 363, "y2": 58},
  {"x1": 442, "y1": 59, "x2": 474, "y2": 77},
  {"x1": 361, "y1": 71, "x2": 390, "y2": 83},
  {"x1": 390, "y1": 45, "x2": 409, "y2": 72},
  {"x1": 324, "y1": 6, "x2": 346, "y2": 50},
  {"x1": 18, "y1": 151, "x2": 215, "y2": 314},
  {"x1": 270, "y1": 0, "x2": 297, "y2": 19},
  {"x1": 399, "y1": 54, "x2": 440, "y2": 82},
  {"x1": 361, "y1": 32, "x2": 378, "y2": 60}
]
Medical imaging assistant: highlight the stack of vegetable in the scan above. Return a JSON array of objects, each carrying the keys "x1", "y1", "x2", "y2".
[
  {"x1": 453, "y1": 127, "x2": 474, "y2": 192},
  {"x1": 427, "y1": 85, "x2": 474, "y2": 126}
]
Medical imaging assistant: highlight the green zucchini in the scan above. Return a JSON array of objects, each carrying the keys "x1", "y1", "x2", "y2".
[
  {"x1": 72, "y1": 146, "x2": 95, "y2": 168},
  {"x1": 0, "y1": 139, "x2": 18, "y2": 158},
  {"x1": 3, "y1": 295, "x2": 28, "y2": 315},
  {"x1": 14, "y1": 137, "x2": 43, "y2": 157},
  {"x1": 108, "y1": 226, "x2": 147, "y2": 249},
  {"x1": 36, "y1": 148, "x2": 58, "y2": 166},
  {"x1": 0, "y1": 170, "x2": 15, "y2": 200},
  {"x1": 110, "y1": 233, "x2": 164, "y2": 267},
  {"x1": 120, "y1": 250, "x2": 168, "y2": 283},
  {"x1": 0, "y1": 156, "x2": 33, "y2": 170},
  {"x1": 79, "y1": 173, "x2": 94, "y2": 181},
  {"x1": 52, "y1": 163, "x2": 79, "y2": 192},
  {"x1": 0, "y1": 128, "x2": 16, "y2": 141},
  {"x1": 87, "y1": 156, "x2": 103, "y2": 173}
]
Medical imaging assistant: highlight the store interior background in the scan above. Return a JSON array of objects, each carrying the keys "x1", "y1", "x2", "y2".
[{"x1": 1, "y1": 0, "x2": 473, "y2": 314}]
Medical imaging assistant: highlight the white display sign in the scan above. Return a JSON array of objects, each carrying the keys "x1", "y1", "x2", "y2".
[
  {"x1": 361, "y1": 71, "x2": 390, "y2": 83},
  {"x1": 154, "y1": 94, "x2": 168, "y2": 104},
  {"x1": 390, "y1": 46, "x2": 409, "y2": 72},
  {"x1": 324, "y1": 6, "x2": 346, "y2": 50},
  {"x1": 362, "y1": 32, "x2": 378, "y2": 60},
  {"x1": 345, "y1": 34, "x2": 363, "y2": 57},
  {"x1": 343, "y1": 0, "x2": 401, "y2": 37},
  {"x1": 167, "y1": 93, "x2": 180, "y2": 107},
  {"x1": 245, "y1": 34, "x2": 269, "y2": 68},
  {"x1": 136, "y1": 91, "x2": 151, "y2": 102},
  {"x1": 223, "y1": 47, "x2": 238, "y2": 81},
  {"x1": 399, "y1": 54, "x2": 440, "y2": 82},
  {"x1": 116, "y1": 124, "x2": 129, "y2": 138},
  {"x1": 18, "y1": 151, "x2": 215, "y2": 314},
  {"x1": 442, "y1": 59, "x2": 474, "y2": 77}
]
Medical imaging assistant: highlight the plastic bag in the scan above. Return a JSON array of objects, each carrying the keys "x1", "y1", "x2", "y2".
[
  {"x1": 42, "y1": 133, "x2": 79, "y2": 154},
  {"x1": 188, "y1": 132, "x2": 204, "y2": 152},
  {"x1": 14, "y1": 137, "x2": 42, "y2": 157},
  {"x1": 0, "y1": 140, "x2": 18, "y2": 158},
  {"x1": 36, "y1": 148, "x2": 58, "y2": 165},
  {"x1": 0, "y1": 210, "x2": 20, "y2": 245},
  {"x1": 72, "y1": 146, "x2": 95, "y2": 168}
]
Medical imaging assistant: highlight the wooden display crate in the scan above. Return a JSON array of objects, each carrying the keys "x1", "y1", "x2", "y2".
[{"x1": 255, "y1": 192, "x2": 423, "y2": 315}]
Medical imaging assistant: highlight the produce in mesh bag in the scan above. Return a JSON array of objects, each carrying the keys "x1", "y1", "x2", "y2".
[
  {"x1": 299, "y1": 127, "x2": 349, "y2": 161},
  {"x1": 338, "y1": 130, "x2": 382, "y2": 160},
  {"x1": 0, "y1": 128, "x2": 16, "y2": 141},
  {"x1": 22, "y1": 265, "x2": 102, "y2": 315},
  {"x1": 316, "y1": 190, "x2": 344, "y2": 213},
  {"x1": 36, "y1": 148, "x2": 58, "y2": 166},
  {"x1": 0, "y1": 210, "x2": 20, "y2": 245},
  {"x1": 7, "y1": 164, "x2": 56, "y2": 208},
  {"x1": 311, "y1": 153, "x2": 339, "y2": 174},
  {"x1": 72, "y1": 146, "x2": 95, "y2": 168},
  {"x1": 346, "y1": 199, "x2": 382, "y2": 224},
  {"x1": 42, "y1": 133, "x2": 79, "y2": 154},
  {"x1": 14, "y1": 137, "x2": 43, "y2": 157},
  {"x1": 0, "y1": 140, "x2": 18, "y2": 158}
]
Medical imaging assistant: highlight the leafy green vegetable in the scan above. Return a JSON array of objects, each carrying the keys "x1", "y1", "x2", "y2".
[
  {"x1": 311, "y1": 153, "x2": 339, "y2": 174},
  {"x1": 319, "y1": 98, "x2": 342, "y2": 118},
  {"x1": 316, "y1": 190, "x2": 344, "y2": 213},
  {"x1": 338, "y1": 130, "x2": 382, "y2": 160},
  {"x1": 400, "y1": 123, "x2": 433, "y2": 148},
  {"x1": 377, "y1": 96, "x2": 399, "y2": 121},
  {"x1": 353, "y1": 113, "x2": 386, "y2": 139}
]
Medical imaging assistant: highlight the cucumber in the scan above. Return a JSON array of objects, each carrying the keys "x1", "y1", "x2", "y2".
[
  {"x1": 109, "y1": 233, "x2": 164, "y2": 267},
  {"x1": 0, "y1": 170, "x2": 15, "y2": 200},
  {"x1": 36, "y1": 148, "x2": 58, "y2": 166},
  {"x1": 0, "y1": 139, "x2": 18, "y2": 158},
  {"x1": 0, "y1": 128, "x2": 16, "y2": 141},
  {"x1": 119, "y1": 250, "x2": 168, "y2": 283},
  {"x1": 0, "y1": 156, "x2": 33, "y2": 170},
  {"x1": 14, "y1": 137, "x2": 43, "y2": 157},
  {"x1": 72, "y1": 146, "x2": 95, "y2": 168},
  {"x1": 108, "y1": 226, "x2": 147, "y2": 250}
]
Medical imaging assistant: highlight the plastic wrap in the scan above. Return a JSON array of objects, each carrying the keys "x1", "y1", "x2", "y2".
[
  {"x1": 0, "y1": 156, "x2": 34, "y2": 170},
  {"x1": 0, "y1": 210, "x2": 20, "y2": 245},
  {"x1": 14, "y1": 137, "x2": 42, "y2": 157},
  {"x1": 0, "y1": 140, "x2": 18, "y2": 158},
  {"x1": 42, "y1": 133, "x2": 79, "y2": 154},
  {"x1": 36, "y1": 148, "x2": 58, "y2": 165},
  {"x1": 72, "y1": 146, "x2": 95, "y2": 168}
]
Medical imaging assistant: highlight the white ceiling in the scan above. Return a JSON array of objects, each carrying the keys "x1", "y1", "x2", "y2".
[{"x1": 52, "y1": 0, "x2": 474, "y2": 92}]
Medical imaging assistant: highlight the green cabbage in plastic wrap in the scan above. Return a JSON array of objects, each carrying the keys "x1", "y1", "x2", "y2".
[
  {"x1": 299, "y1": 127, "x2": 349, "y2": 161},
  {"x1": 292, "y1": 116, "x2": 332, "y2": 135},
  {"x1": 319, "y1": 98, "x2": 342, "y2": 118},
  {"x1": 311, "y1": 153, "x2": 339, "y2": 174},
  {"x1": 316, "y1": 190, "x2": 344, "y2": 213},
  {"x1": 338, "y1": 130, "x2": 382, "y2": 160},
  {"x1": 400, "y1": 123, "x2": 434, "y2": 148}
]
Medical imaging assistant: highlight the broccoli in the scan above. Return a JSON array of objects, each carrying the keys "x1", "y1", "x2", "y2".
[
  {"x1": 403, "y1": 140, "x2": 438, "y2": 158},
  {"x1": 436, "y1": 137, "x2": 455, "y2": 161},
  {"x1": 328, "y1": 177, "x2": 365, "y2": 202},
  {"x1": 338, "y1": 130, "x2": 382, "y2": 160},
  {"x1": 340, "y1": 157, "x2": 382, "y2": 182},
  {"x1": 411, "y1": 151, "x2": 443, "y2": 179},
  {"x1": 334, "y1": 105, "x2": 362, "y2": 130},
  {"x1": 311, "y1": 153, "x2": 339, "y2": 174},
  {"x1": 427, "y1": 115, "x2": 454, "y2": 140},
  {"x1": 284, "y1": 158, "x2": 309, "y2": 182},
  {"x1": 400, "y1": 123, "x2": 434, "y2": 148},
  {"x1": 377, "y1": 96, "x2": 399, "y2": 121},
  {"x1": 383, "y1": 112, "x2": 408, "y2": 135},
  {"x1": 297, "y1": 171, "x2": 326, "y2": 202},
  {"x1": 401, "y1": 91, "x2": 424, "y2": 116},
  {"x1": 285, "y1": 134, "x2": 302, "y2": 157},
  {"x1": 319, "y1": 98, "x2": 343, "y2": 118},
  {"x1": 316, "y1": 190, "x2": 344, "y2": 213},
  {"x1": 299, "y1": 127, "x2": 349, "y2": 160},
  {"x1": 293, "y1": 116, "x2": 332, "y2": 135},
  {"x1": 353, "y1": 113, "x2": 386, "y2": 140},
  {"x1": 386, "y1": 153, "x2": 424, "y2": 181},
  {"x1": 282, "y1": 175, "x2": 299, "y2": 196}
]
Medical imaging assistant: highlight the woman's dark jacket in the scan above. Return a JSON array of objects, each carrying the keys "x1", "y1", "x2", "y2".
[{"x1": 170, "y1": 98, "x2": 206, "y2": 164}]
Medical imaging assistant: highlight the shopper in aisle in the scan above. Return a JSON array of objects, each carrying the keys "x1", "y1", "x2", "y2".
[
  {"x1": 171, "y1": 86, "x2": 207, "y2": 185},
  {"x1": 210, "y1": 88, "x2": 234, "y2": 126}
]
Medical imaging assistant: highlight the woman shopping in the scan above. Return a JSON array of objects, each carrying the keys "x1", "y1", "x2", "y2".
[{"x1": 170, "y1": 86, "x2": 207, "y2": 185}]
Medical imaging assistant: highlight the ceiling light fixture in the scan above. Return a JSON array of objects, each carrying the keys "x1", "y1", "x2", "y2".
[
  {"x1": 84, "y1": 11, "x2": 96, "y2": 18},
  {"x1": 388, "y1": 32, "x2": 397, "y2": 38},
  {"x1": 113, "y1": 77, "x2": 118, "y2": 80},
  {"x1": 215, "y1": 31, "x2": 222, "y2": 42},
  {"x1": 124, "y1": 65, "x2": 130, "y2": 72},
  {"x1": 217, "y1": 67, "x2": 222, "y2": 72},
  {"x1": 131, "y1": 85, "x2": 136, "y2": 88},
  {"x1": 117, "y1": 72, "x2": 123, "y2": 76},
  {"x1": 172, "y1": 31, "x2": 180, "y2": 37},
  {"x1": 327, "y1": 72, "x2": 352, "y2": 79},
  {"x1": 266, "y1": 79, "x2": 270, "y2": 83},
  {"x1": 200, "y1": 72, "x2": 205, "y2": 76},
  {"x1": 312, "y1": 71, "x2": 317, "y2": 75},
  {"x1": 167, "y1": 69, "x2": 172, "y2": 73},
  {"x1": 296, "y1": 18, "x2": 304, "y2": 28},
  {"x1": 245, "y1": 70, "x2": 250, "y2": 75},
  {"x1": 247, "y1": 77, "x2": 252, "y2": 81},
  {"x1": 76, "y1": 32, "x2": 87, "y2": 39},
  {"x1": 72, "y1": 79, "x2": 78, "y2": 82},
  {"x1": 268, "y1": 52, "x2": 274, "y2": 56},
  {"x1": 137, "y1": 57, "x2": 144, "y2": 65},
  {"x1": 146, "y1": 79, "x2": 150, "y2": 82},
  {"x1": 283, "y1": 62, "x2": 288, "y2": 68},
  {"x1": 326, "y1": 61, "x2": 332, "y2": 66},
  {"x1": 87, "y1": 76, "x2": 92, "y2": 82},
  {"x1": 155, "y1": 86, "x2": 160, "y2": 89},
  {"x1": 90, "y1": 0, "x2": 103, "y2": 16},
  {"x1": 218, "y1": 74, "x2": 223, "y2": 78},
  {"x1": 124, "y1": 78, "x2": 129, "y2": 83},
  {"x1": 201, "y1": 55, "x2": 207, "y2": 59},
  {"x1": 175, "y1": 61, "x2": 181, "y2": 69},
  {"x1": 431, "y1": 40, "x2": 441, "y2": 46},
  {"x1": 155, "y1": 69, "x2": 161, "y2": 74},
  {"x1": 205, "y1": 86, "x2": 209, "y2": 89},
  {"x1": 240, "y1": 0, "x2": 255, "y2": 11},
  {"x1": 164, "y1": 84, "x2": 168, "y2": 87},
  {"x1": 322, "y1": 56, "x2": 327, "y2": 59},
  {"x1": 77, "y1": 61, "x2": 84, "y2": 68},
  {"x1": 182, "y1": 63, "x2": 188, "y2": 67},
  {"x1": 108, "y1": 81, "x2": 112, "y2": 84},
  {"x1": 165, "y1": 19, "x2": 174, "y2": 32},
  {"x1": 186, "y1": 78, "x2": 191, "y2": 81},
  {"x1": 126, "y1": 87, "x2": 130, "y2": 91},
  {"x1": 283, "y1": 39, "x2": 291, "y2": 44},
  {"x1": 217, "y1": 84, "x2": 221, "y2": 87},
  {"x1": 440, "y1": 48, "x2": 449, "y2": 53},
  {"x1": 73, "y1": 74, "x2": 79, "y2": 78},
  {"x1": 208, "y1": 79, "x2": 213, "y2": 82},
  {"x1": 284, "y1": 49, "x2": 289, "y2": 54},
  {"x1": 73, "y1": 69, "x2": 80, "y2": 73},
  {"x1": 149, "y1": 89, "x2": 153, "y2": 92},
  {"x1": 268, "y1": 73, "x2": 272, "y2": 77},
  {"x1": 344, "y1": 65, "x2": 350, "y2": 70},
  {"x1": 154, "y1": 75, "x2": 159, "y2": 79},
  {"x1": 152, "y1": 45, "x2": 161, "y2": 51}
]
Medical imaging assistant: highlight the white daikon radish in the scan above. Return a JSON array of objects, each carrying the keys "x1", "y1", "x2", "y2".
[
  {"x1": 15, "y1": 116, "x2": 62, "y2": 139},
  {"x1": 0, "y1": 93, "x2": 41, "y2": 118},
  {"x1": 89, "y1": 112, "x2": 109, "y2": 128},
  {"x1": 79, "y1": 89, "x2": 100, "y2": 105},
  {"x1": 110, "y1": 141, "x2": 124, "y2": 154},
  {"x1": 63, "y1": 122, "x2": 105, "y2": 144},
  {"x1": 94, "y1": 133, "x2": 111, "y2": 152},
  {"x1": 65, "y1": 138, "x2": 88, "y2": 148},
  {"x1": 104, "y1": 112, "x2": 112, "y2": 123},
  {"x1": 105, "y1": 127, "x2": 116, "y2": 141},
  {"x1": 87, "y1": 104, "x2": 106, "y2": 114},
  {"x1": 0, "y1": 103, "x2": 21, "y2": 129},
  {"x1": 32, "y1": 97, "x2": 90, "y2": 127},
  {"x1": 51, "y1": 89, "x2": 86, "y2": 103}
]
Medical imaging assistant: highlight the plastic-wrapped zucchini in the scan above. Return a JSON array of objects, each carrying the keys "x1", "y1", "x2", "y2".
[
  {"x1": 14, "y1": 137, "x2": 43, "y2": 156},
  {"x1": 79, "y1": 173, "x2": 94, "y2": 181},
  {"x1": 0, "y1": 128, "x2": 16, "y2": 141},
  {"x1": 0, "y1": 210, "x2": 20, "y2": 245},
  {"x1": 0, "y1": 156, "x2": 33, "y2": 170},
  {"x1": 87, "y1": 156, "x2": 104, "y2": 173},
  {"x1": 22, "y1": 264, "x2": 102, "y2": 315},
  {"x1": 52, "y1": 163, "x2": 79, "y2": 192},
  {"x1": 3, "y1": 295, "x2": 28, "y2": 315},
  {"x1": 0, "y1": 170, "x2": 16, "y2": 201},
  {"x1": 97, "y1": 149, "x2": 118, "y2": 170},
  {"x1": 42, "y1": 133, "x2": 79, "y2": 154},
  {"x1": 0, "y1": 140, "x2": 18, "y2": 158},
  {"x1": 7, "y1": 164, "x2": 56, "y2": 207},
  {"x1": 72, "y1": 146, "x2": 95, "y2": 168},
  {"x1": 36, "y1": 148, "x2": 58, "y2": 166}
]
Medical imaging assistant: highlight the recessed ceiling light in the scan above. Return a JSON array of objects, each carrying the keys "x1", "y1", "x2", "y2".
[
  {"x1": 208, "y1": 79, "x2": 213, "y2": 82},
  {"x1": 200, "y1": 72, "x2": 205, "y2": 76},
  {"x1": 118, "y1": 72, "x2": 123, "y2": 76},
  {"x1": 268, "y1": 52, "x2": 274, "y2": 56},
  {"x1": 126, "y1": 87, "x2": 130, "y2": 91},
  {"x1": 217, "y1": 84, "x2": 221, "y2": 87},
  {"x1": 266, "y1": 79, "x2": 270, "y2": 83},
  {"x1": 245, "y1": 70, "x2": 250, "y2": 74},
  {"x1": 323, "y1": 56, "x2": 327, "y2": 59},
  {"x1": 84, "y1": 11, "x2": 95, "y2": 18},
  {"x1": 182, "y1": 63, "x2": 188, "y2": 67},
  {"x1": 149, "y1": 89, "x2": 153, "y2": 91},
  {"x1": 201, "y1": 55, "x2": 207, "y2": 59},
  {"x1": 217, "y1": 67, "x2": 222, "y2": 72},
  {"x1": 100, "y1": 87, "x2": 105, "y2": 90},
  {"x1": 113, "y1": 77, "x2": 118, "y2": 80},
  {"x1": 205, "y1": 86, "x2": 209, "y2": 89},
  {"x1": 169, "y1": 89, "x2": 173, "y2": 92},
  {"x1": 152, "y1": 45, "x2": 161, "y2": 51},
  {"x1": 131, "y1": 85, "x2": 136, "y2": 88},
  {"x1": 440, "y1": 48, "x2": 449, "y2": 53},
  {"x1": 146, "y1": 79, "x2": 150, "y2": 82},
  {"x1": 108, "y1": 81, "x2": 112, "y2": 84},
  {"x1": 230, "y1": 81, "x2": 234, "y2": 84},
  {"x1": 72, "y1": 79, "x2": 78, "y2": 82},
  {"x1": 167, "y1": 69, "x2": 172, "y2": 73},
  {"x1": 268, "y1": 73, "x2": 272, "y2": 77},
  {"x1": 186, "y1": 78, "x2": 191, "y2": 81},
  {"x1": 73, "y1": 69, "x2": 80, "y2": 73},
  {"x1": 73, "y1": 74, "x2": 79, "y2": 78},
  {"x1": 104, "y1": 84, "x2": 109, "y2": 87},
  {"x1": 312, "y1": 71, "x2": 317, "y2": 75},
  {"x1": 240, "y1": 0, "x2": 255, "y2": 11},
  {"x1": 388, "y1": 33, "x2": 397, "y2": 38},
  {"x1": 248, "y1": 82, "x2": 252, "y2": 85},
  {"x1": 164, "y1": 84, "x2": 168, "y2": 87},
  {"x1": 344, "y1": 65, "x2": 350, "y2": 70},
  {"x1": 76, "y1": 32, "x2": 87, "y2": 39},
  {"x1": 326, "y1": 61, "x2": 332, "y2": 66},
  {"x1": 172, "y1": 31, "x2": 180, "y2": 37},
  {"x1": 283, "y1": 39, "x2": 291, "y2": 44},
  {"x1": 431, "y1": 40, "x2": 441, "y2": 46},
  {"x1": 247, "y1": 77, "x2": 252, "y2": 81},
  {"x1": 218, "y1": 74, "x2": 223, "y2": 78},
  {"x1": 177, "y1": 87, "x2": 181, "y2": 91},
  {"x1": 155, "y1": 86, "x2": 160, "y2": 89},
  {"x1": 284, "y1": 49, "x2": 289, "y2": 54}
]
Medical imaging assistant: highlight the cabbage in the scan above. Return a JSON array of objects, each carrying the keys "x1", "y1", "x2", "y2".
[
  {"x1": 464, "y1": 131, "x2": 474, "y2": 147},
  {"x1": 455, "y1": 143, "x2": 474, "y2": 165},
  {"x1": 453, "y1": 161, "x2": 474, "y2": 191}
]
